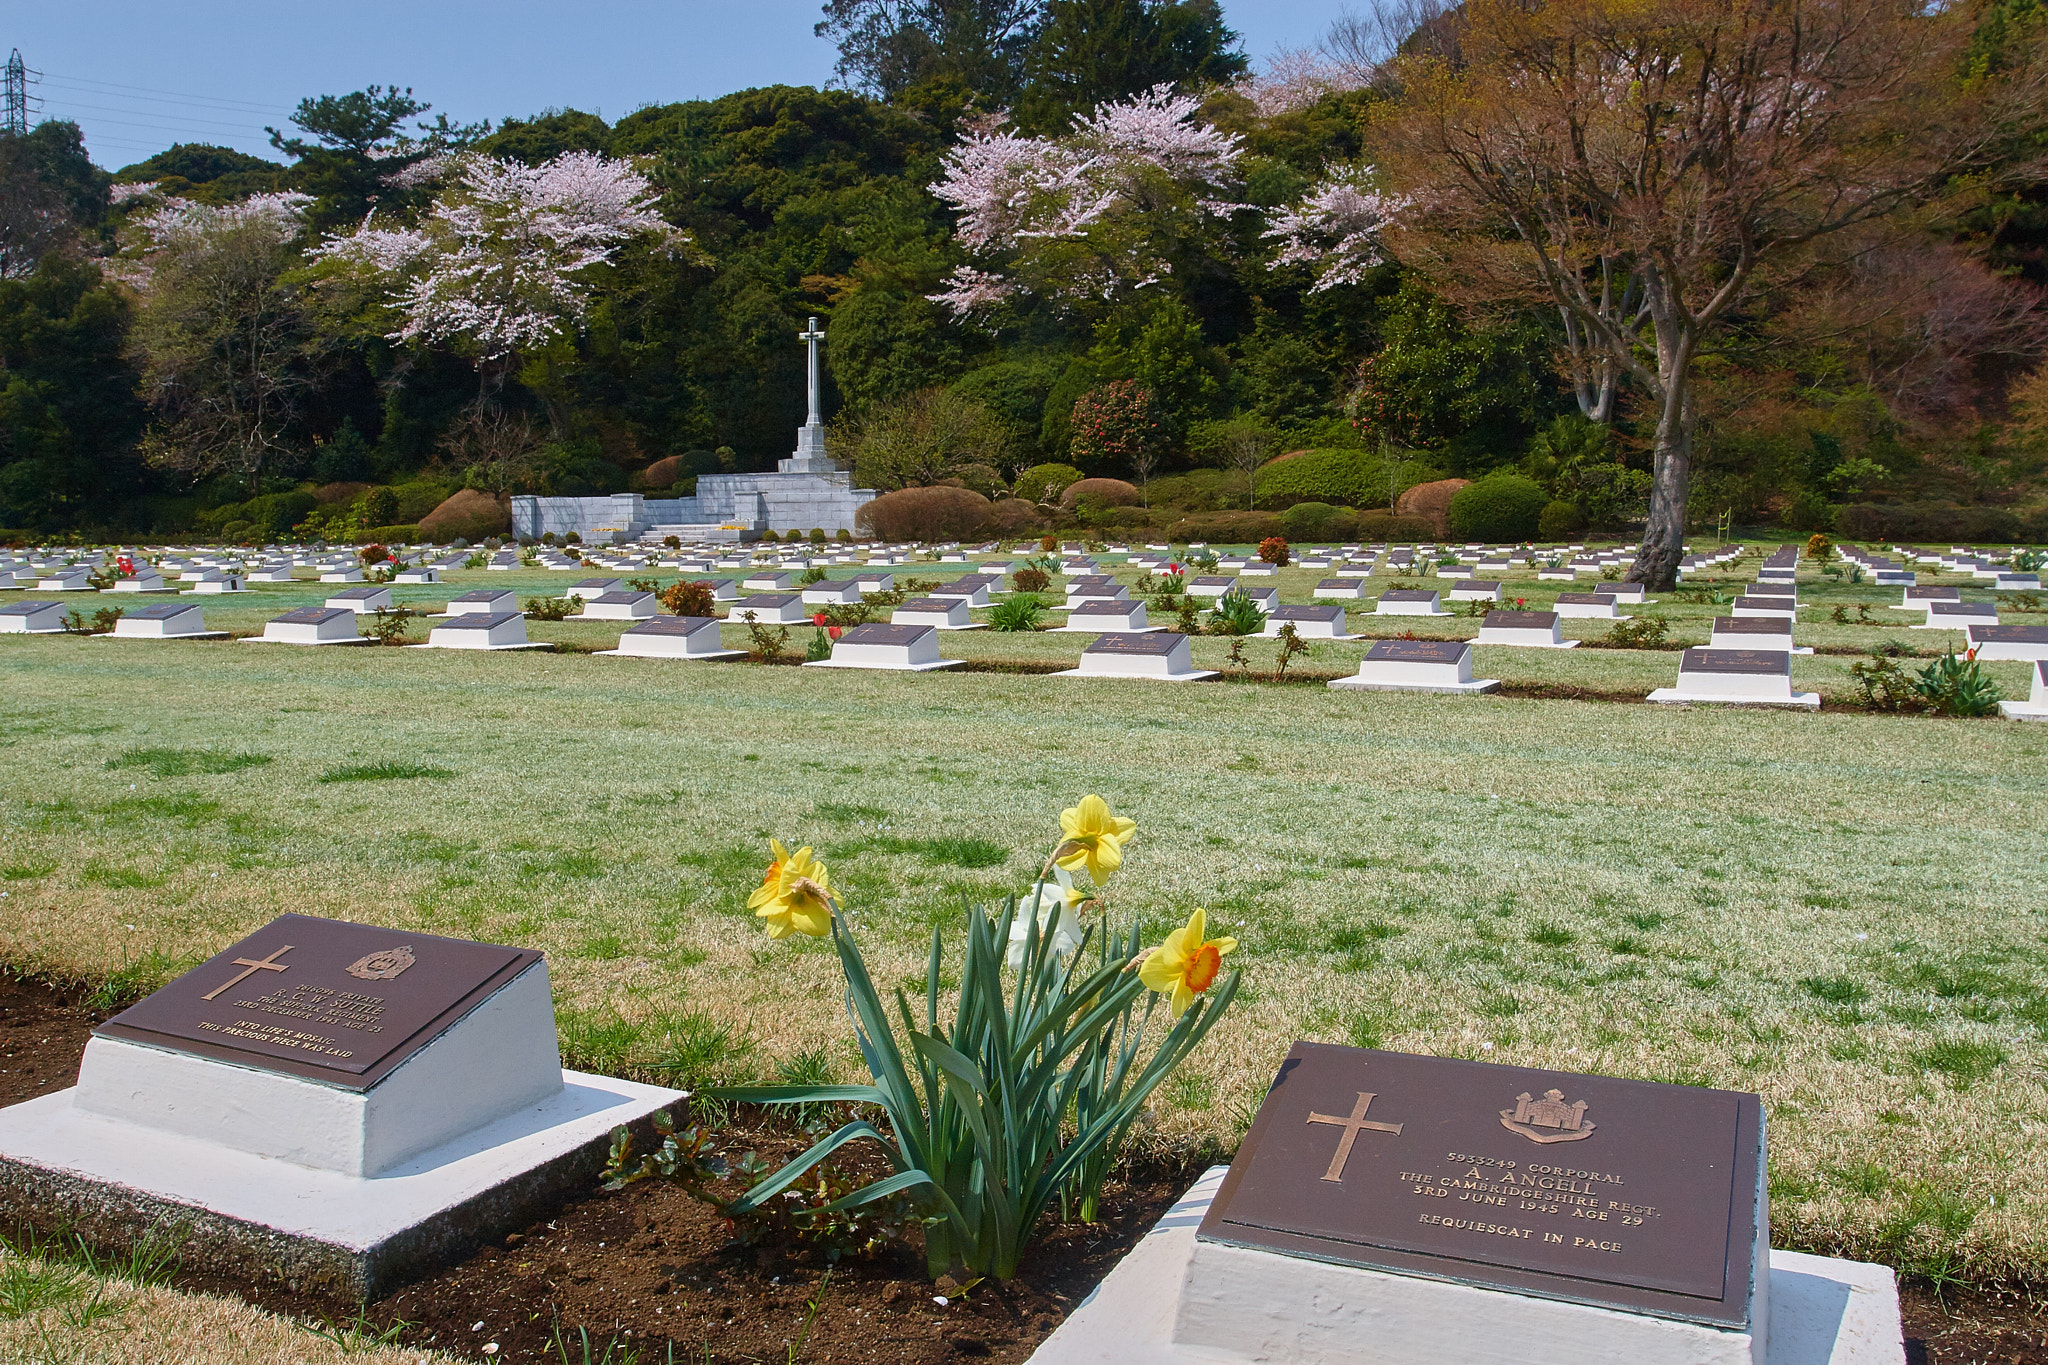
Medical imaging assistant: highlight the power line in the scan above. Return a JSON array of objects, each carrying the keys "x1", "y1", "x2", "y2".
[
  {"x1": 40, "y1": 98, "x2": 271, "y2": 135},
  {"x1": 41, "y1": 70, "x2": 287, "y2": 115}
]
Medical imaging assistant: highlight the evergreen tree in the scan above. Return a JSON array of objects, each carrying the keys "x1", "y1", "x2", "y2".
[{"x1": 1017, "y1": 0, "x2": 1246, "y2": 131}]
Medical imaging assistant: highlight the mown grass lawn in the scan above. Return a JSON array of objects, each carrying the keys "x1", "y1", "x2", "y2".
[{"x1": 2, "y1": 548, "x2": 2045, "y2": 1290}]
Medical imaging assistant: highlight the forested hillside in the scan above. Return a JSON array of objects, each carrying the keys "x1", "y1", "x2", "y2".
[{"x1": 1, "y1": 0, "x2": 2044, "y2": 552}]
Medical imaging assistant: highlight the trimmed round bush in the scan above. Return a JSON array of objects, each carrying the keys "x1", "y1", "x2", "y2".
[
  {"x1": 1537, "y1": 500, "x2": 1588, "y2": 541},
  {"x1": 1393, "y1": 478, "x2": 1469, "y2": 537},
  {"x1": 856, "y1": 486, "x2": 993, "y2": 541},
  {"x1": 1058, "y1": 478, "x2": 1140, "y2": 509},
  {"x1": 360, "y1": 487, "x2": 399, "y2": 526},
  {"x1": 1448, "y1": 475, "x2": 1548, "y2": 541},
  {"x1": 985, "y1": 498, "x2": 1041, "y2": 536},
  {"x1": 1013, "y1": 463, "x2": 1085, "y2": 507},
  {"x1": 1279, "y1": 501, "x2": 1365, "y2": 543},
  {"x1": 419, "y1": 489, "x2": 512, "y2": 542},
  {"x1": 1254, "y1": 448, "x2": 1387, "y2": 510}
]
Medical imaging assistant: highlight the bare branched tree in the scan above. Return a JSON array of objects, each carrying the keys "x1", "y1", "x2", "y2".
[{"x1": 1374, "y1": 0, "x2": 2046, "y2": 586}]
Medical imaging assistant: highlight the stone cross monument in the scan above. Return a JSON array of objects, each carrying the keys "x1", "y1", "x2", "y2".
[{"x1": 780, "y1": 316, "x2": 836, "y2": 474}]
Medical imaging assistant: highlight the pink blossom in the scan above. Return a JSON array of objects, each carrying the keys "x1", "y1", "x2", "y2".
[
  {"x1": 1264, "y1": 178, "x2": 1407, "y2": 291},
  {"x1": 1237, "y1": 49, "x2": 1367, "y2": 117},
  {"x1": 130, "y1": 192, "x2": 314, "y2": 251},
  {"x1": 109, "y1": 181, "x2": 160, "y2": 205},
  {"x1": 315, "y1": 151, "x2": 680, "y2": 359},
  {"x1": 928, "y1": 265, "x2": 1015, "y2": 313},
  {"x1": 927, "y1": 86, "x2": 1242, "y2": 315}
]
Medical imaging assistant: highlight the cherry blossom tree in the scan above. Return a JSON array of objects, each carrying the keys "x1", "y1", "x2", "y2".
[
  {"x1": 1262, "y1": 178, "x2": 1407, "y2": 293},
  {"x1": 123, "y1": 192, "x2": 319, "y2": 492},
  {"x1": 927, "y1": 86, "x2": 1244, "y2": 316},
  {"x1": 316, "y1": 151, "x2": 677, "y2": 366}
]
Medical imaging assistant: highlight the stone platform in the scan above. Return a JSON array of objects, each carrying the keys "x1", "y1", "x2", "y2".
[
  {"x1": 0, "y1": 1070, "x2": 678, "y2": 1305},
  {"x1": 1026, "y1": 1169, "x2": 1904, "y2": 1365}
]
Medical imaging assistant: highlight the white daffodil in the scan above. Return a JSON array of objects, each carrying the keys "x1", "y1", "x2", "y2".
[{"x1": 1007, "y1": 866, "x2": 1088, "y2": 968}]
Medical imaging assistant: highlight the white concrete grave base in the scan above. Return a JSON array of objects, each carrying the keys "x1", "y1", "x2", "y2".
[
  {"x1": 1999, "y1": 662, "x2": 2048, "y2": 720},
  {"x1": 0, "y1": 1066, "x2": 679, "y2": 1304},
  {"x1": 804, "y1": 624, "x2": 963, "y2": 671},
  {"x1": 1027, "y1": 1168, "x2": 1903, "y2": 1365},
  {"x1": 73, "y1": 961, "x2": 563, "y2": 1178},
  {"x1": 241, "y1": 610, "x2": 371, "y2": 645}
]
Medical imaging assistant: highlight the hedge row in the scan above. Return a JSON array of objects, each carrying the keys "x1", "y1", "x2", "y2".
[{"x1": 1835, "y1": 502, "x2": 2048, "y2": 544}]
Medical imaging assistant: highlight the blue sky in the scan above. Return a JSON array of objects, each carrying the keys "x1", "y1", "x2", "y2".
[{"x1": 7, "y1": 0, "x2": 1346, "y2": 170}]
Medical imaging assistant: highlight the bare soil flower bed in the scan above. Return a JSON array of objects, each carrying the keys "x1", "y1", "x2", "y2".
[{"x1": 1, "y1": 971, "x2": 2039, "y2": 1363}]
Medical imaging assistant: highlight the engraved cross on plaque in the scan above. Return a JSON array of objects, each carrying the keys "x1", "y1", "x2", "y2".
[
  {"x1": 200, "y1": 944, "x2": 293, "y2": 1001},
  {"x1": 1306, "y1": 1091, "x2": 1403, "y2": 1183}
]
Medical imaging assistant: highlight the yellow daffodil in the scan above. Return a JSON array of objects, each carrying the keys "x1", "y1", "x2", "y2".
[
  {"x1": 1055, "y1": 794, "x2": 1137, "y2": 885},
  {"x1": 1139, "y1": 908, "x2": 1238, "y2": 1017},
  {"x1": 747, "y1": 840, "x2": 835, "y2": 939}
]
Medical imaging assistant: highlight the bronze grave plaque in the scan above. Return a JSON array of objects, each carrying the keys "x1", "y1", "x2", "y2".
[
  {"x1": 1680, "y1": 648, "x2": 1790, "y2": 676},
  {"x1": 1365, "y1": 639, "x2": 1466, "y2": 665},
  {"x1": 1198, "y1": 1042, "x2": 1763, "y2": 1327},
  {"x1": 1085, "y1": 631, "x2": 1183, "y2": 656},
  {"x1": 96, "y1": 913, "x2": 541, "y2": 1091},
  {"x1": 838, "y1": 623, "x2": 934, "y2": 647}
]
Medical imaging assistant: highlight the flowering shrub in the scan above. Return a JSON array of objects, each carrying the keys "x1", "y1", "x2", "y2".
[
  {"x1": 1258, "y1": 536, "x2": 1291, "y2": 566},
  {"x1": 668, "y1": 797, "x2": 1240, "y2": 1282},
  {"x1": 1068, "y1": 385, "x2": 1155, "y2": 476},
  {"x1": 657, "y1": 580, "x2": 717, "y2": 618}
]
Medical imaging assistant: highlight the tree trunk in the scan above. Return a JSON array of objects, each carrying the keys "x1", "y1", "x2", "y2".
[{"x1": 1630, "y1": 379, "x2": 1691, "y2": 589}]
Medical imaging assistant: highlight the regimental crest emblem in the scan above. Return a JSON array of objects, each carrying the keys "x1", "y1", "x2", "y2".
[
  {"x1": 1500, "y1": 1088, "x2": 1597, "y2": 1144},
  {"x1": 345, "y1": 945, "x2": 416, "y2": 982}
]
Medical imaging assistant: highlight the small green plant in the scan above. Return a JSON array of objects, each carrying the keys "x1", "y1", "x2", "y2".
[
  {"x1": 1849, "y1": 656, "x2": 1916, "y2": 711},
  {"x1": 1915, "y1": 649, "x2": 2002, "y2": 718},
  {"x1": 627, "y1": 576, "x2": 661, "y2": 593},
  {"x1": 1175, "y1": 597, "x2": 1200, "y2": 634},
  {"x1": 1207, "y1": 590, "x2": 1267, "y2": 637},
  {"x1": 360, "y1": 606, "x2": 415, "y2": 645},
  {"x1": 605, "y1": 1112, "x2": 921, "y2": 1263},
  {"x1": 523, "y1": 595, "x2": 576, "y2": 621},
  {"x1": 464, "y1": 551, "x2": 488, "y2": 569},
  {"x1": 1272, "y1": 621, "x2": 1311, "y2": 681},
  {"x1": 303, "y1": 1304, "x2": 415, "y2": 1354},
  {"x1": 1603, "y1": 615, "x2": 1670, "y2": 648},
  {"x1": 63, "y1": 605, "x2": 124, "y2": 635},
  {"x1": 740, "y1": 610, "x2": 792, "y2": 663},
  {"x1": 799, "y1": 565, "x2": 829, "y2": 585},
  {"x1": 987, "y1": 595, "x2": 1045, "y2": 631},
  {"x1": 805, "y1": 627, "x2": 834, "y2": 661},
  {"x1": 2013, "y1": 548, "x2": 2044, "y2": 573}
]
